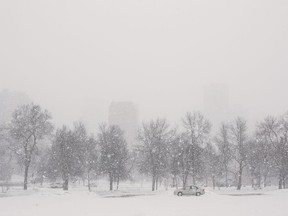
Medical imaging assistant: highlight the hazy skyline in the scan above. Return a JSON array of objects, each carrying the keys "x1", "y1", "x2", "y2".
[{"x1": 1, "y1": 0, "x2": 288, "y2": 131}]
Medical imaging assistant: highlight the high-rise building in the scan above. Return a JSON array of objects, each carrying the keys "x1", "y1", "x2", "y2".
[
  {"x1": 203, "y1": 84, "x2": 230, "y2": 130},
  {"x1": 108, "y1": 101, "x2": 138, "y2": 149},
  {"x1": 0, "y1": 89, "x2": 32, "y2": 125}
]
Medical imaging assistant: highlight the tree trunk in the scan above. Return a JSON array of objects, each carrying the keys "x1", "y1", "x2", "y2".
[
  {"x1": 225, "y1": 167, "x2": 229, "y2": 187},
  {"x1": 251, "y1": 176, "x2": 254, "y2": 188},
  {"x1": 152, "y1": 175, "x2": 156, "y2": 191},
  {"x1": 237, "y1": 167, "x2": 243, "y2": 190},
  {"x1": 23, "y1": 165, "x2": 29, "y2": 190},
  {"x1": 40, "y1": 175, "x2": 44, "y2": 187},
  {"x1": 279, "y1": 173, "x2": 283, "y2": 189},
  {"x1": 109, "y1": 173, "x2": 113, "y2": 191},
  {"x1": 116, "y1": 178, "x2": 120, "y2": 190},
  {"x1": 63, "y1": 177, "x2": 69, "y2": 191},
  {"x1": 263, "y1": 174, "x2": 267, "y2": 187},
  {"x1": 63, "y1": 178, "x2": 69, "y2": 191},
  {"x1": 172, "y1": 175, "x2": 176, "y2": 187},
  {"x1": 156, "y1": 177, "x2": 158, "y2": 190},
  {"x1": 192, "y1": 175, "x2": 196, "y2": 186},
  {"x1": 87, "y1": 171, "x2": 91, "y2": 192},
  {"x1": 278, "y1": 178, "x2": 282, "y2": 189},
  {"x1": 175, "y1": 176, "x2": 178, "y2": 189},
  {"x1": 257, "y1": 174, "x2": 261, "y2": 189},
  {"x1": 182, "y1": 173, "x2": 188, "y2": 188},
  {"x1": 212, "y1": 176, "x2": 216, "y2": 190}
]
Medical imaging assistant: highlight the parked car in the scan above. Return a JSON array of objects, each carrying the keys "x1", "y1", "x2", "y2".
[
  {"x1": 174, "y1": 186, "x2": 205, "y2": 196},
  {"x1": 50, "y1": 182, "x2": 63, "y2": 189}
]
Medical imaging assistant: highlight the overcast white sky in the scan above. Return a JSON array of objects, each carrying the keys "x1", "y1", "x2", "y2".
[{"x1": 0, "y1": 0, "x2": 288, "y2": 131}]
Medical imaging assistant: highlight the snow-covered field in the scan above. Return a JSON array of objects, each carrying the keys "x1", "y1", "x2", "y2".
[{"x1": 1, "y1": 187, "x2": 288, "y2": 216}]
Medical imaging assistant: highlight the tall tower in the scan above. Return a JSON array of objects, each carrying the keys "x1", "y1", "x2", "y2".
[{"x1": 108, "y1": 101, "x2": 139, "y2": 149}]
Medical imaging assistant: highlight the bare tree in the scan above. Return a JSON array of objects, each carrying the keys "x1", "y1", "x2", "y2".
[
  {"x1": 182, "y1": 112, "x2": 211, "y2": 185},
  {"x1": 246, "y1": 134, "x2": 273, "y2": 189},
  {"x1": 83, "y1": 136, "x2": 98, "y2": 192},
  {"x1": 98, "y1": 124, "x2": 129, "y2": 191},
  {"x1": 137, "y1": 118, "x2": 172, "y2": 191},
  {"x1": 0, "y1": 127, "x2": 13, "y2": 192},
  {"x1": 48, "y1": 125, "x2": 85, "y2": 190},
  {"x1": 203, "y1": 142, "x2": 221, "y2": 189},
  {"x1": 72, "y1": 122, "x2": 96, "y2": 190},
  {"x1": 9, "y1": 104, "x2": 53, "y2": 190},
  {"x1": 170, "y1": 132, "x2": 203, "y2": 188},
  {"x1": 258, "y1": 114, "x2": 288, "y2": 189},
  {"x1": 230, "y1": 117, "x2": 248, "y2": 190},
  {"x1": 33, "y1": 148, "x2": 51, "y2": 187},
  {"x1": 215, "y1": 123, "x2": 232, "y2": 187},
  {"x1": 169, "y1": 131, "x2": 182, "y2": 188}
]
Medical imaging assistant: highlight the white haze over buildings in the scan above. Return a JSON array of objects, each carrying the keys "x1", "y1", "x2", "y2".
[{"x1": 0, "y1": 0, "x2": 288, "y2": 131}]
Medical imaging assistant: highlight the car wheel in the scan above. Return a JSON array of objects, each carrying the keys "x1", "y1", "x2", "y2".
[
  {"x1": 196, "y1": 192, "x2": 201, "y2": 196},
  {"x1": 177, "y1": 192, "x2": 183, "y2": 196}
]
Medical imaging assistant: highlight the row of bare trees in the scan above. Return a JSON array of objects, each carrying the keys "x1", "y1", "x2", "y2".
[
  {"x1": 136, "y1": 113, "x2": 288, "y2": 191},
  {"x1": 1, "y1": 103, "x2": 288, "y2": 191},
  {"x1": 42, "y1": 123, "x2": 130, "y2": 191},
  {"x1": 0, "y1": 104, "x2": 130, "y2": 191}
]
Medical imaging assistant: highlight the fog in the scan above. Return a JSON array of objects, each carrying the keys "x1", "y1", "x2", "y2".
[{"x1": 1, "y1": 0, "x2": 288, "y2": 131}]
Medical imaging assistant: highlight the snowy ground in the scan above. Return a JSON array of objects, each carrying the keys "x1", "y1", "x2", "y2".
[{"x1": 1, "y1": 186, "x2": 288, "y2": 216}]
